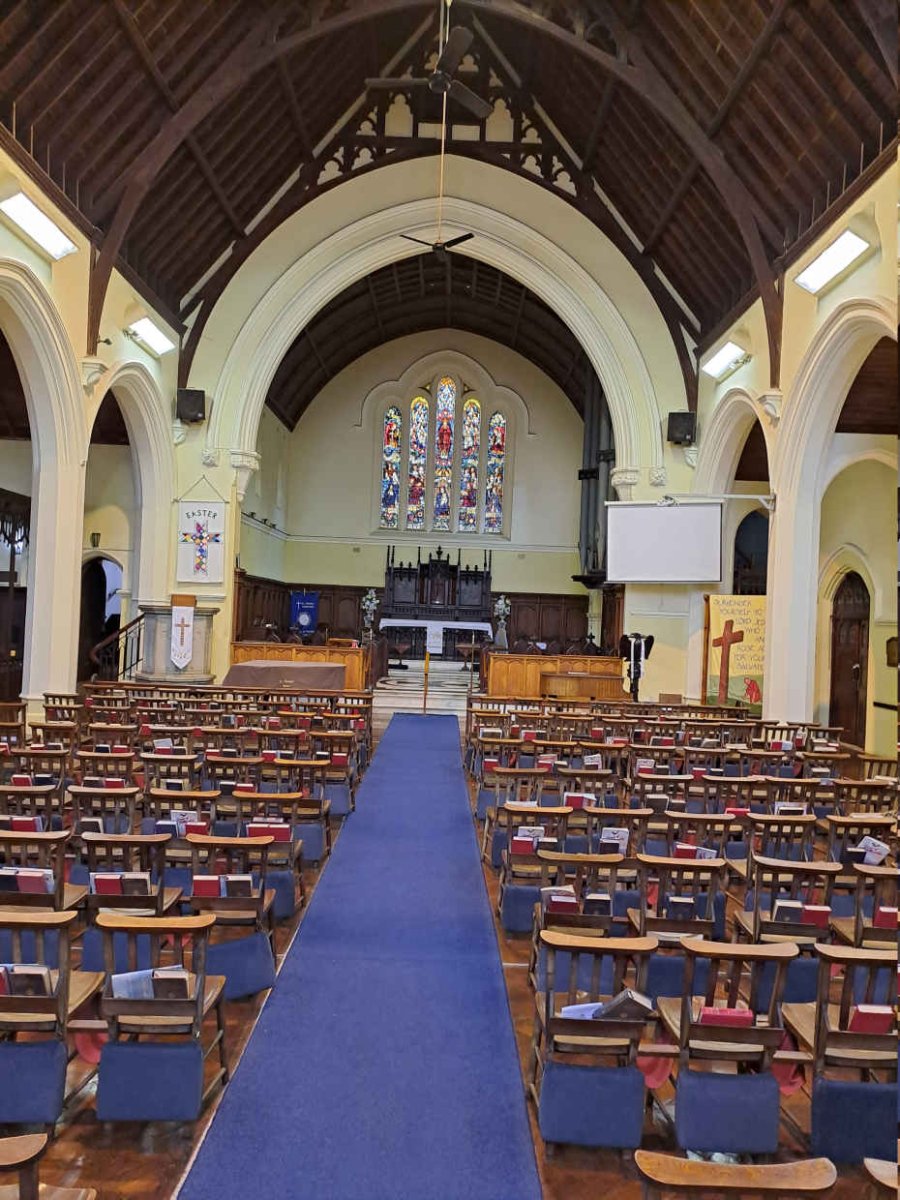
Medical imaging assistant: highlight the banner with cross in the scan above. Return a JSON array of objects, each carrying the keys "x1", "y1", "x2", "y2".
[
  {"x1": 170, "y1": 594, "x2": 196, "y2": 671},
  {"x1": 176, "y1": 501, "x2": 225, "y2": 583},
  {"x1": 706, "y1": 594, "x2": 766, "y2": 712}
]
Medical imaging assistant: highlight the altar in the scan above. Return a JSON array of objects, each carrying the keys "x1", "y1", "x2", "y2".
[
  {"x1": 379, "y1": 618, "x2": 493, "y2": 657},
  {"x1": 228, "y1": 641, "x2": 372, "y2": 689}
]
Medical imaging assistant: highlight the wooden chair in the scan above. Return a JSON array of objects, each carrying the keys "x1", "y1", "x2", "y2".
[
  {"x1": 73, "y1": 748, "x2": 137, "y2": 785},
  {"x1": 661, "y1": 938, "x2": 799, "y2": 1156},
  {"x1": 184, "y1": 832, "x2": 277, "y2": 948},
  {"x1": 0, "y1": 782, "x2": 62, "y2": 831},
  {"x1": 0, "y1": 1133, "x2": 97, "y2": 1200},
  {"x1": 0, "y1": 829, "x2": 86, "y2": 911},
  {"x1": 0, "y1": 701, "x2": 26, "y2": 748},
  {"x1": 628, "y1": 853, "x2": 727, "y2": 944},
  {"x1": 830, "y1": 863, "x2": 897, "y2": 948},
  {"x1": 833, "y1": 776, "x2": 898, "y2": 816},
  {"x1": 139, "y1": 749, "x2": 203, "y2": 794},
  {"x1": 0, "y1": 911, "x2": 104, "y2": 1130},
  {"x1": 797, "y1": 943, "x2": 898, "y2": 1165},
  {"x1": 634, "y1": 1150, "x2": 837, "y2": 1198},
  {"x1": 527, "y1": 930, "x2": 659, "y2": 1151},
  {"x1": 76, "y1": 832, "x2": 182, "y2": 918},
  {"x1": 497, "y1": 806, "x2": 571, "y2": 932},
  {"x1": 67, "y1": 782, "x2": 140, "y2": 836},
  {"x1": 734, "y1": 855, "x2": 843, "y2": 946},
  {"x1": 729, "y1": 811, "x2": 818, "y2": 881},
  {"x1": 480, "y1": 765, "x2": 549, "y2": 862},
  {"x1": 93, "y1": 911, "x2": 229, "y2": 1121}
]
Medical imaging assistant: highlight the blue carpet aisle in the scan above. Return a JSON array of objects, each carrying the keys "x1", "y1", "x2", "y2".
[{"x1": 178, "y1": 714, "x2": 541, "y2": 1200}]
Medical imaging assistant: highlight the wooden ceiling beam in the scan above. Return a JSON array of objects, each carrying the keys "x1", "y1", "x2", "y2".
[
  {"x1": 851, "y1": 0, "x2": 898, "y2": 87},
  {"x1": 0, "y1": 0, "x2": 71, "y2": 93},
  {"x1": 110, "y1": 0, "x2": 243, "y2": 238},
  {"x1": 784, "y1": 5, "x2": 886, "y2": 128},
  {"x1": 644, "y1": 0, "x2": 791, "y2": 254},
  {"x1": 276, "y1": 57, "x2": 315, "y2": 157}
]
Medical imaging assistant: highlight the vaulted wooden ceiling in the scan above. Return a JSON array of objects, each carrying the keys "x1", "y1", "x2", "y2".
[
  {"x1": 0, "y1": 0, "x2": 895, "y2": 417},
  {"x1": 266, "y1": 255, "x2": 591, "y2": 428}
]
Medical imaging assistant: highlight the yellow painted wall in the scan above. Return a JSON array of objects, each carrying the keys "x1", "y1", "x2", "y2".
[{"x1": 816, "y1": 456, "x2": 897, "y2": 754}]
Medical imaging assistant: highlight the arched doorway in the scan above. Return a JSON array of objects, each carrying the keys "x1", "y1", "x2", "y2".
[
  {"x1": 78, "y1": 557, "x2": 123, "y2": 681},
  {"x1": 829, "y1": 571, "x2": 869, "y2": 747}
]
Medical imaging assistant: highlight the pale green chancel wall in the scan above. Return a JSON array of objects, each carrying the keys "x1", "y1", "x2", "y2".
[{"x1": 238, "y1": 331, "x2": 584, "y2": 597}]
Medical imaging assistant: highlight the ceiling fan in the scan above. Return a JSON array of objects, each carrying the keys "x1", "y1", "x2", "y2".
[{"x1": 366, "y1": 0, "x2": 491, "y2": 258}]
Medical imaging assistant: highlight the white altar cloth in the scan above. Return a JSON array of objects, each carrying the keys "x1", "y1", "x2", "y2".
[{"x1": 379, "y1": 618, "x2": 493, "y2": 655}]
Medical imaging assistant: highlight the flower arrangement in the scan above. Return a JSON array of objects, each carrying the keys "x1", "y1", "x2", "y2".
[
  {"x1": 493, "y1": 594, "x2": 511, "y2": 623},
  {"x1": 361, "y1": 588, "x2": 379, "y2": 628}
]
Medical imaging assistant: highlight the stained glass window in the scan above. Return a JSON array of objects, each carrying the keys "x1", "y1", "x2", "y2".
[
  {"x1": 406, "y1": 396, "x2": 428, "y2": 531},
  {"x1": 432, "y1": 376, "x2": 456, "y2": 531},
  {"x1": 484, "y1": 411, "x2": 506, "y2": 533},
  {"x1": 379, "y1": 405, "x2": 402, "y2": 529},
  {"x1": 458, "y1": 397, "x2": 480, "y2": 531}
]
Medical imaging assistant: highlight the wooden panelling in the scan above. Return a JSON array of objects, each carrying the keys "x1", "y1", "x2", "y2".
[
  {"x1": 507, "y1": 592, "x2": 588, "y2": 647},
  {"x1": 485, "y1": 654, "x2": 628, "y2": 700},
  {"x1": 230, "y1": 641, "x2": 370, "y2": 691}
]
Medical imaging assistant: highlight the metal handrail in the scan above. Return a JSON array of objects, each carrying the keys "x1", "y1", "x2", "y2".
[{"x1": 88, "y1": 613, "x2": 145, "y2": 681}]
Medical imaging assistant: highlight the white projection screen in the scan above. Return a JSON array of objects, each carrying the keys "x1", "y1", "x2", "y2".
[{"x1": 606, "y1": 502, "x2": 723, "y2": 583}]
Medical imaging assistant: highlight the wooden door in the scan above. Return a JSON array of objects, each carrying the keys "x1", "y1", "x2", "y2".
[{"x1": 829, "y1": 571, "x2": 869, "y2": 748}]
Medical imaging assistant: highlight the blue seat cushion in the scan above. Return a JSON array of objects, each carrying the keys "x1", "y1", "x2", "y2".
[
  {"x1": 80, "y1": 927, "x2": 152, "y2": 973},
  {"x1": 324, "y1": 781, "x2": 351, "y2": 817},
  {"x1": 266, "y1": 868, "x2": 298, "y2": 921},
  {"x1": 676, "y1": 1070, "x2": 780, "y2": 1154},
  {"x1": 207, "y1": 931, "x2": 275, "y2": 1000},
  {"x1": 645, "y1": 954, "x2": 710, "y2": 1004},
  {"x1": 97, "y1": 1041, "x2": 204, "y2": 1121},
  {"x1": 755, "y1": 956, "x2": 820, "y2": 1010},
  {"x1": 811, "y1": 1079, "x2": 896, "y2": 1163},
  {"x1": 0, "y1": 1039, "x2": 67, "y2": 1124},
  {"x1": 476, "y1": 787, "x2": 494, "y2": 821},
  {"x1": 534, "y1": 950, "x2": 614, "y2": 994},
  {"x1": 500, "y1": 884, "x2": 539, "y2": 933},
  {"x1": 296, "y1": 820, "x2": 326, "y2": 863},
  {"x1": 539, "y1": 1062, "x2": 645, "y2": 1148},
  {"x1": 490, "y1": 827, "x2": 506, "y2": 869}
]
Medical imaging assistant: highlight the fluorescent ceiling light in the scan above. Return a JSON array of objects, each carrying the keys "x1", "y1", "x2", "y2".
[
  {"x1": 701, "y1": 341, "x2": 749, "y2": 380},
  {"x1": 794, "y1": 229, "x2": 870, "y2": 294},
  {"x1": 0, "y1": 191, "x2": 76, "y2": 260},
  {"x1": 128, "y1": 317, "x2": 175, "y2": 356}
]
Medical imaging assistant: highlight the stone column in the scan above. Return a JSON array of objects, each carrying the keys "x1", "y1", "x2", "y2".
[{"x1": 21, "y1": 457, "x2": 86, "y2": 716}]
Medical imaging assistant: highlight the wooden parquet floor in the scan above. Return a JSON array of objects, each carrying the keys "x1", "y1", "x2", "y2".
[{"x1": 21, "y1": 753, "x2": 879, "y2": 1199}]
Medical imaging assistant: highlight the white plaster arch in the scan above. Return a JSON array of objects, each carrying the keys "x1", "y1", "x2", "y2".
[
  {"x1": 86, "y1": 359, "x2": 176, "y2": 604},
  {"x1": 820, "y1": 438, "x2": 897, "y2": 496},
  {"x1": 204, "y1": 189, "x2": 666, "y2": 485},
  {"x1": 818, "y1": 543, "x2": 882, "y2": 623},
  {"x1": 693, "y1": 386, "x2": 772, "y2": 496},
  {"x1": 0, "y1": 258, "x2": 86, "y2": 467},
  {"x1": 0, "y1": 258, "x2": 88, "y2": 702},
  {"x1": 773, "y1": 296, "x2": 896, "y2": 500},
  {"x1": 762, "y1": 295, "x2": 896, "y2": 723}
]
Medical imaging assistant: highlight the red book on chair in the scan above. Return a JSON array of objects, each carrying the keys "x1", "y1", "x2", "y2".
[
  {"x1": 699, "y1": 1006, "x2": 754, "y2": 1028},
  {"x1": 10, "y1": 774, "x2": 32, "y2": 787},
  {"x1": 848, "y1": 1005, "x2": 894, "y2": 1034},
  {"x1": 511, "y1": 836, "x2": 537, "y2": 855},
  {"x1": 191, "y1": 875, "x2": 221, "y2": 898},
  {"x1": 104, "y1": 777, "x2": 126, "y2": 789},
  {"x1": 10, "y1": 816, "x2": 41, "y2": 832},
  {"x1": 674, "y1": 843, "x2": 698, "y2": 859},
  {"x1": 873, "y1": 906, "x2": 897, "y2": 929},
  {"x1": 801, "y1": 904, "x2": 831, "y2": 928},
  {"x1": 92, "y1": 873, "x2": 123, "y2": 896},
  {"x1": 724, "y1": 806, "x2": 750, "y2": 818},
  {"x1": 183, "y1": 821, "x2": 209, "y2": 836},
  {"x1": 332, "y1": 753, "x2": 349, "y2": 768}
]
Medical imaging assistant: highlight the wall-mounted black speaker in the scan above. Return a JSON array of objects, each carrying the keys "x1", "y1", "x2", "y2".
[
  {"x1": 176, "y1": 388, "x2": 206, "y2": 423},
  {"x1": 667, "y1": 411, "x2": 697, "y2": 446}
]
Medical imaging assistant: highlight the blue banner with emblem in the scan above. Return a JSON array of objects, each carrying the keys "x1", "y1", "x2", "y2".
[{"x1": 290, "y1": 591, "x2": 319, "y2": 634}]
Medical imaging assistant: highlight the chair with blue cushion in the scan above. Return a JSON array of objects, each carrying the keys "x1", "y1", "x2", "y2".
[
  {"x1": 67, "y1": 781, "x2": 139, "y2": 835},
  {"x1": 833, "y1": 776, "x2": 897, "y2": 816},
  {"x1": 74, "y1": 832, "x2": 183, "y2": 919},
  {"x1": 0, "y1": 910, "x2": 103, "y2": 1130},
  {"x1": 0, "y1": 828, "x2": 87, "y2": 913},
  {"x1": 94, "y1": 911, "x2": 229, "y2": 1122},
  {"x1": 734, "y1": 855, "x2": 843, "y2": 947},
  {"x1": 634, "y1": 1149, "x2": 837, "y2": 1198},
  {"x1": 657, "y1": 937, "x2": 799, "y2": 1156},
  {"x1": 830, "y1": 862, "x2": 896, "y2": 948},
  {"x1": 796, "y1": 942, "x2": 898, "y2": 1165},
  {"x1": 527, "y1": 849, "x2": 626, "y2": 987},
  {"x1": 822, "y1": 813, "x2": 896, "y2": 882},
  {"x1": 729, "y1": 812, "x2": 817, "y2": 883},
  {"x1": 480, "y1": 766, "x2": 549, "y2": 863},
  {"x1": 498, "y1": 806, "x2": 571, "y2": 932},
  {"x1": 183, "y1": 832, "x2": 278, "y2": 996},
  {"x1": 628, "y1": 853, "x2": 727, "y2": 943},
  {"x1": 527, "y1": 929, "x2": 659, "y2": 1152}
]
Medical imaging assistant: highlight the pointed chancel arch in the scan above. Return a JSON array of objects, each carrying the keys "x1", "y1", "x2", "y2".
[
  {"x1": 203, "y1": 184, "x2": 667, "y2": 490},
  {"x1": 0, "y1": 258, "x2": 87, "y2": 705}
]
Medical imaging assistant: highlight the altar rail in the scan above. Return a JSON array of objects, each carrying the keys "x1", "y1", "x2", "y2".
[
  {"x1": 483, "y1": 653, "x2": 629, "y2": 701},
  {"x1": 230, "y1": 640, "x2": 382, "y2": 691}
]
